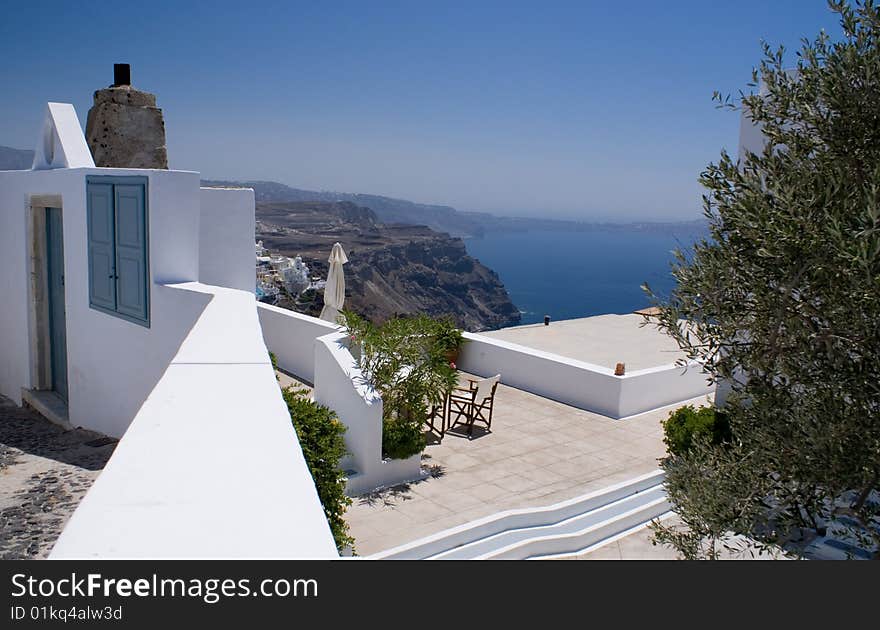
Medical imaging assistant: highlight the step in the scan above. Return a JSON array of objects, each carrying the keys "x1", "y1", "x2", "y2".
[
  {"x1": 429, "y1": 486, "x2": 666, "y2": 559},
  {"x1": 371, "y1": 470, "x2": 665, "y2": 560},
  {"x1": 21, "y1": 388, "x2": 72, "y2": 430},
  {"x1": 480, "y1": 496, "x2": 670, "y2": 560},
  {"x1": 531, "y1": 511, "x2": 676, "y2": 560}
]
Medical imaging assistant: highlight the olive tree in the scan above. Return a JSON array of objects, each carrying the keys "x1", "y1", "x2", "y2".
[{"x1": 645, "y1": 0, "x2": 880, "y2": 559}]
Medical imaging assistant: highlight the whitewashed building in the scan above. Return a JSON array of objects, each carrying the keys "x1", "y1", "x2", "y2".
[{"x1": 0, "y1": 102, "x2": 337, "y2": 558}]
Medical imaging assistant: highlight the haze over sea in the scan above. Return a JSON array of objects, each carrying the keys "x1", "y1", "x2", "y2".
[{"x1": 464, "y1": 224, "x2": 708, "y2": 327}]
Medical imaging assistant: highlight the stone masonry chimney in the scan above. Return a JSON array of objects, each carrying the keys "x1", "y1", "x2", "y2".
[{"x1": 85, "y1": 64, "x2": 168, "y2": 168}]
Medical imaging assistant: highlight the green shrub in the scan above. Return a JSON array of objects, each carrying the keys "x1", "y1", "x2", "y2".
[
  {"x1": 281, "y1": 387, "x2": 354, "y2": 552},
  {"x1": 662, "y1": 405, "x2": 731, "y2": 456},
  {"x1": 341, "y1": 310, "x2": 457, "y2": 460},
  {"x1": 382, "y1": 417, "x2": 426, "y2": 460}
]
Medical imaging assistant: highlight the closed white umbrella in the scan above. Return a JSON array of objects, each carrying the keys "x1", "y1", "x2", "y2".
[{"x1": 320, "y1": 242, "x2": 349, "y2": 323}]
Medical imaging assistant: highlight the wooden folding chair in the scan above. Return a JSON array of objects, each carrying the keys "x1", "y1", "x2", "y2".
[
  {"x1": 448, "y1": 374, "x2": 500, "y2": 438},
  {"x1": 426, "y1": 398, "x2": 448, "y2": 439}
]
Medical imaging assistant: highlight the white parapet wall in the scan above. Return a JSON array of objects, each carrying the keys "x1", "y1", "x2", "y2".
[
  {"x1": 49, "y1": 283, "x2": 338, "y2": 559},
  {"x1": 313, "y1": 331, "x2": 421, "y2": 495},
  {"x1": 458, "y1": 332, "x2": 712, "y2": 419},
  {"x1": 257, "y1": 303, "x2": 339, "y2": 384},
  {"x1": 616, "y1": 362, "x2": 713, "y2": 418}
]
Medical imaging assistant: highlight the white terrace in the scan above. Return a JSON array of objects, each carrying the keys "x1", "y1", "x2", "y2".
[{"x1": 0, "y1": 103, "x2": 714, "y2": 560}]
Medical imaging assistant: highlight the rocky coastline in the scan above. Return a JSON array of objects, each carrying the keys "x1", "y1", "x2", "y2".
[{"x1": 254, "y1": 200, "x2": 521, "y2": 331}]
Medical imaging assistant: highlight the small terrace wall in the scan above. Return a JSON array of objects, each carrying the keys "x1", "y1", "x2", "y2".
[
  {"x1": 256, "y1": 306, "x2": 422, "y2": 494},
  {"x1": 458, "y1": 332, "x2": 712, "y2": 419},
  {"x1": 257, "y1": 303, "x2": 338, "y2": 384},
  {"x1": 312, "y1": 331, "x2": 422, "y2": 495}
]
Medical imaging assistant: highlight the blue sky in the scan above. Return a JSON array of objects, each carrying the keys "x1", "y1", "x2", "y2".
[{"x1": 0, "y1": 1, "x2": 843, "y2": 220}]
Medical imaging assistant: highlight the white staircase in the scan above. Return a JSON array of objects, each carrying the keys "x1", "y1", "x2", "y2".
[{"x1": 370, "y1": 470, "x2": 669, "y2": 560}]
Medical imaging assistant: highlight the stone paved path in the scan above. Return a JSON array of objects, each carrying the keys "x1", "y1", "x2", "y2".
[{"x1": 0, "y1": 395, "x2": 116, "y2": 559}]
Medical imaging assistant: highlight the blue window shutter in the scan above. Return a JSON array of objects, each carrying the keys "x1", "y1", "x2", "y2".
[
  {"x1": 87, "y1": 183, "x2": 117, "y2": 311},
  {"x1": 113, "y1": 184, "x2": 148, "y2": 322}
]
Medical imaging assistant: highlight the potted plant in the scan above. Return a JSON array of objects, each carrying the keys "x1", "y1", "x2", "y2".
[{"x1": 433, "y1": 318, "x2": 465, "y2": 365}]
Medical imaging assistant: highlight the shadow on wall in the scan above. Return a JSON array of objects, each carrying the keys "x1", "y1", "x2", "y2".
[{"x1": 70, "y1": 284, "x2": 213, "y2": 437}]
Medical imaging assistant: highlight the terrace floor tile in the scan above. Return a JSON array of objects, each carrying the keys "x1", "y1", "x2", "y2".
[{"x1": 345, "y1": 386, "x2": 712, "y2": 556}]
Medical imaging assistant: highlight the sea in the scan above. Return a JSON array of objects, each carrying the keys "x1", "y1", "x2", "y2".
[{"x1": 463, "y1": 225, "x2": 708, "y2": 326}]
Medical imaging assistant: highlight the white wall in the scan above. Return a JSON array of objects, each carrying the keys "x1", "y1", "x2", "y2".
[
  {"x1": 616, "y1": 363, "x2": 713, "y2": 418},
  {"x1": 257, "y1": 303, "x2": 338, "y2": 384},
  {"x1": 199, "y1": 187, "x2": 255, "y2": 292},
  {"x1": 257, "y1": 309, "x2": 421, "y2": 494},
  {"x1": 0, "y1": 170, "x2": 32, "y2": 406},
  {"x1": 458, "y1": 332, "x2": 622, "y2": 417},
  {"x1": 50, "y1": 283, "x2": 338, "y2": 559},
  {"x1": 313, "y1": 331, "x2": 421, "y2": 495},
  {"x1": 738, "y1": 105, "x2": 765, "y2": 160},
  {"x1": 67, "y1": 168, "x2": 202, "y2": 437},
  {"x1": 0, "y1": 166, "x2": 211, "y2": 437},
  {"x1": 458, "y1": 332, "x2": 713, "y2": 419},
  {"x1": 314, "y1": 332, "x2": 381, "y2": 481}
]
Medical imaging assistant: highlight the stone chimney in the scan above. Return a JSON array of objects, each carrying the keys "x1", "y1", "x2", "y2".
[{"x1": 85, "y1": 64, "x2": 168, "y2": 168}]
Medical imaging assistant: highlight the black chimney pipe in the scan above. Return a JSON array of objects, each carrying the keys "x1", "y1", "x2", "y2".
[{"x1": 113, "y1": 63, "x2": 131, "y2": 87}]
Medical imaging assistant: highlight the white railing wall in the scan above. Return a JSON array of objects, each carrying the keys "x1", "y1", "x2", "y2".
[
  {"x1": 616, "y1": 363, "x2": 712, "y2": 418},
  {"x1": 313, "y1": 331, "x2": 422, "y2": 495},
  {"x1": 257, "y1": 303, "x2": 338, "y2": 384},
  {"x1": 458, "y1": 332, "x2": 713, "y2": 418},
  {"x1": 256, "y1": 307, "x2": 423, "y2": 495},
  {"x1": 50, "y1": 284, "x2": 338, "y2": 559},
  {"x1": 458, "y1": 332, "x2": 621, "y2": 416}
]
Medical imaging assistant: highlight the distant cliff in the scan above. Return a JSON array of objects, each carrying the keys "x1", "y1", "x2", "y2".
[
  {"x1": 253, "y1": 200, "x2": 520, "y2": 331},
  {"x1": 204, "y1": 178, "x2": 708, "y2": 239},
  {"x1": 204, "y1": 179, "x2": 485, "y2": 238}
]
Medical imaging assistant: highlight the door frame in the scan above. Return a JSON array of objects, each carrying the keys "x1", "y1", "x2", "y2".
[{"x1": 26, "y1": 194, "x2": 65, "y2": 395}]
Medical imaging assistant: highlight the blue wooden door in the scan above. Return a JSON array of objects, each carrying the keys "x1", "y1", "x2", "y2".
[
  {"x1": 46, "y1": 207, "x2": 68, "y2": 401},
  {"x1": 113, "y1": 184, "x2": 148, "y2": 322},
  {"x1": 87, "y1": 183, "x2": 117, "y2": 311}
]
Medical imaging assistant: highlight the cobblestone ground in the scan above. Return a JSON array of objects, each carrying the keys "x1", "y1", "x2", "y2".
[{"x1": 0, "y1": 395, "x2": 116, "y2": 559}]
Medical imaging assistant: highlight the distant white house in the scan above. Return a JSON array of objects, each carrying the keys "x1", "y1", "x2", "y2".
[{"x1": 254, "y1": 245, "x2": 313, "y2": 302}]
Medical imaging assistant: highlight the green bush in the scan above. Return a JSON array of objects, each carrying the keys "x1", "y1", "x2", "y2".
[
  {"x1": 662, "y1": 405, "x2": 731, "y2": 456},
  {"x1": 281, "y1": 387, "x2": 354, "y2": 552},
  {"x1": 382, "y1": 416, "x2": 426, "y2": 460}
]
